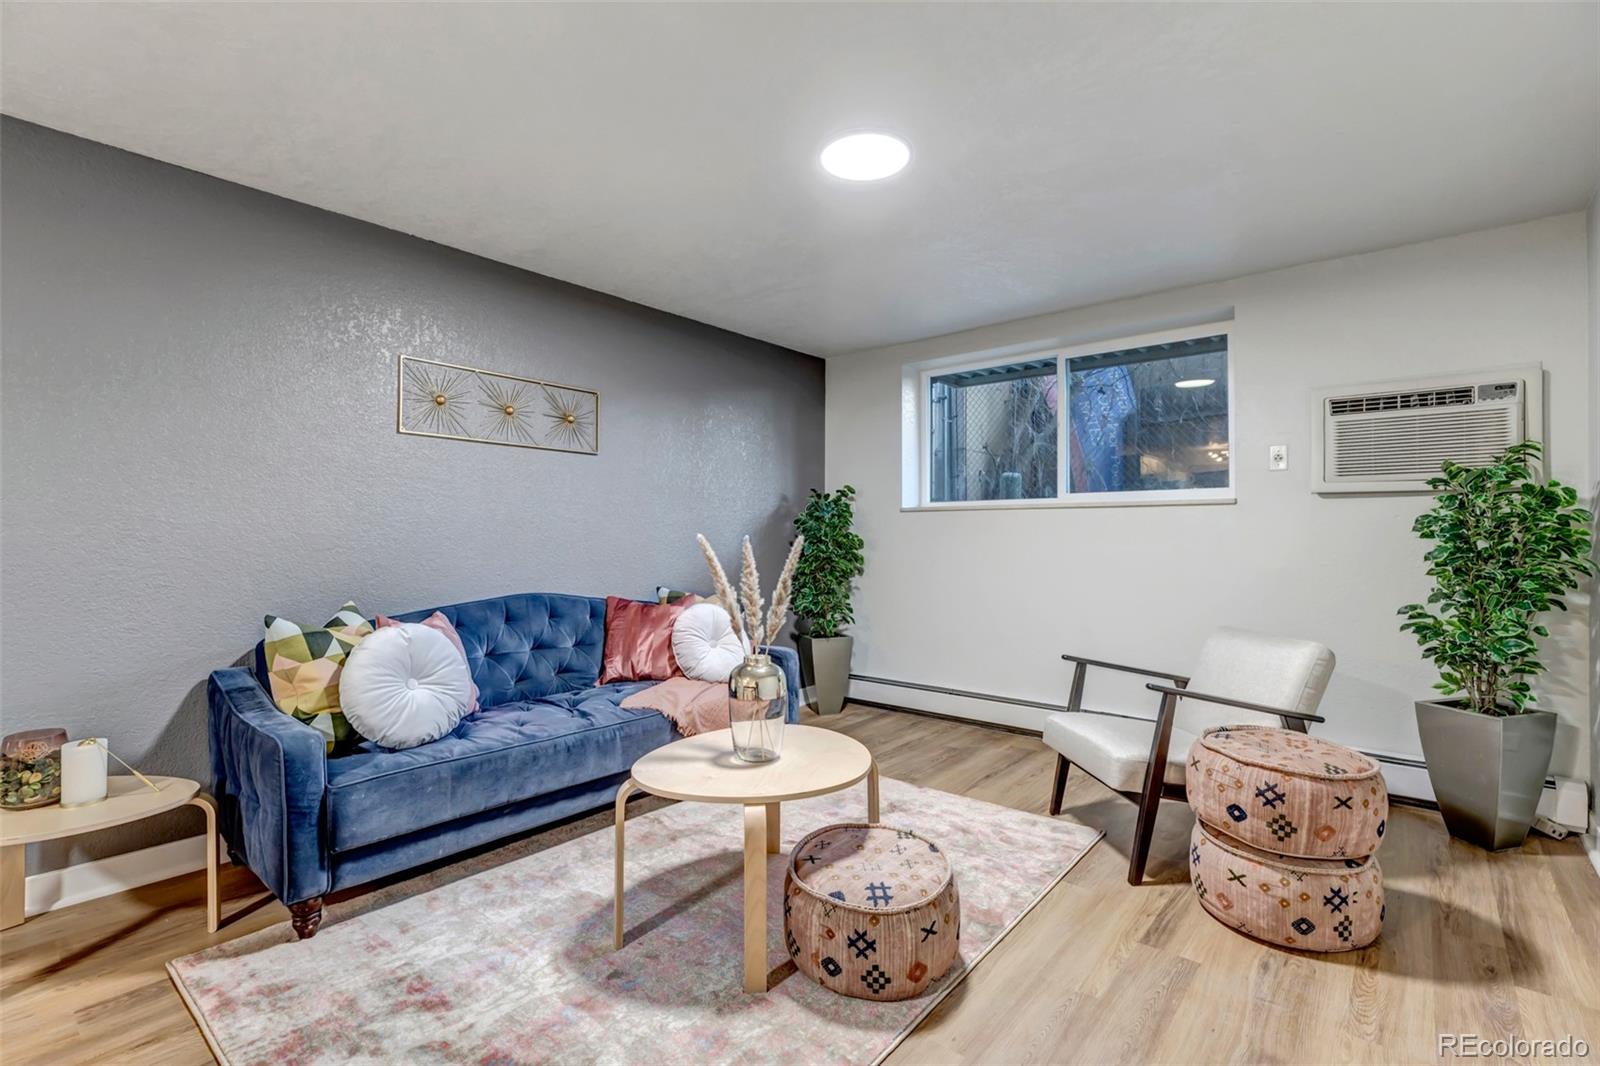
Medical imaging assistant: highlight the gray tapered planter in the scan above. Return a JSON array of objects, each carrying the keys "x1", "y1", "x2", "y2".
[
  {"x1": 1414, "y1": 699, "x2": 1556, "y2": 851},
  {"x1": 796, "y1": 634, "x2": 853, "y2": 717}
]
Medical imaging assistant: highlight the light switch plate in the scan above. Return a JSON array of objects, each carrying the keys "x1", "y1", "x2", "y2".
[{"x1": 1268, "y1": 444, "x2": 1289, "y2": 470}]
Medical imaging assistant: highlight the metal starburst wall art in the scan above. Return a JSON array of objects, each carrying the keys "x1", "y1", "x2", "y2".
[
  {"x1": 398, "y1": 356, "x2": 599, "y2": 455},
  {"x1": 541, "y1": 384, "x2": 598, "y2": 452}
]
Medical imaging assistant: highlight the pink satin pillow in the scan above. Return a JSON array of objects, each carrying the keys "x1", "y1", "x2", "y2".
[
  {"x1": 375, "y1": 611, "x2": 479, "y2": 714},
  {"x1": 598, "y1": 595, "x2": 698, "y2": 685}
]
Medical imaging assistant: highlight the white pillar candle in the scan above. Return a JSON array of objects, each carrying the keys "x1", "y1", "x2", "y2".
[{"x1": 61, "y1": 738, "x2": 108, "y2": 807}]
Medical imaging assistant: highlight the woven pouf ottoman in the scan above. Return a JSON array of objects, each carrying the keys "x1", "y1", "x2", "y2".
[
  {"x1": 1190, "y1": 820, "x2": 1383, "y2": 951},
  {"x1": 1188, "y1": 725, "x2": 1388, "y2": 859},
  {"x1": 784, "y1": 823, "x2": 960, "y2": 1000}
]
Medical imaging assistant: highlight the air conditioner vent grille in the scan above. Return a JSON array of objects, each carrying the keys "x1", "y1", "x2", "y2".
[
  {"x1": 1330, "y1": 409, "x2": 1515, "y2": 479},
  {"x1": 1314, "y1": 368, "x2": 1537, "y2": 492},
  {"x1": 1328, "y1": 386, "x2": 1474, "y2": 415}
]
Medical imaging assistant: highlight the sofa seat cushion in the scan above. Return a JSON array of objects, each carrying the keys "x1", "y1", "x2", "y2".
[{"x1": 325, "y1": 682, "x2": 668, "y2": 853}]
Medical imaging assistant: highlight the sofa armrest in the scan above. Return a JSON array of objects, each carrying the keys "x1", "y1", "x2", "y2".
[
  {"x1": 761, "y1": 645, "x2": 803, "y2": 723},
  {"x1": 207, "y1": 668, "x2": 331, "y2": 904}
]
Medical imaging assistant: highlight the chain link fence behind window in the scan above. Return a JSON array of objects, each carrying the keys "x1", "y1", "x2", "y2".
[
  {"x1": 929, "y1": 366, "x2": 1057, "y2": 501},
  {"x1": 927, "y1": 339, "x2": 1230, "y2": 502}
]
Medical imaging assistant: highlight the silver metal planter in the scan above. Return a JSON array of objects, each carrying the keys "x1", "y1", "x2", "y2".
[
  {"x1": 1414, "y1": 699, "x2": 1556, "y2": 850},
  {"x1": 796, "y1": 634, "x2": 853, "y2": 717}
]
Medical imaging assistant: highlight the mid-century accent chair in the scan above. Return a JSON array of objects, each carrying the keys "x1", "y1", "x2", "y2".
[{"x1": 1042, "y1": 628, "x2": 1336, "y2": 884}]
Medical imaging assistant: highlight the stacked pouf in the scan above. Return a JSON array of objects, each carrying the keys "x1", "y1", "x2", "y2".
[
  {"x1": 784, "y1": 823, "x2": 960, "y2": 1000},
  {"x1": 1186, "y1": 725, "x2": 1387, "y2": 951}
]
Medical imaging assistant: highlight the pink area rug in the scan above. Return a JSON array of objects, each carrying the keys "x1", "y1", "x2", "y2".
[{"x1": 169, "y1": 778, "x2": 1100, "y2": 1065}]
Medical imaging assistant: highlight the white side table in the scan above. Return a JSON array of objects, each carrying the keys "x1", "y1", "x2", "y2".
[
  {"x1": 614, "y1": 726, "x2": 878, "y2": 993},
  {"x1": 0, "y1": 775, "x2": 220, "y2": 932}
]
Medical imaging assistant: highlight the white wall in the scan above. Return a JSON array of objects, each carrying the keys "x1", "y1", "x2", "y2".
[
  {"x1": 1587, "y1": 190, "x2": 1599, "y2": 837},
  {"x1": 826, "y1": 213, "x2": 1593, "y2": 786}
]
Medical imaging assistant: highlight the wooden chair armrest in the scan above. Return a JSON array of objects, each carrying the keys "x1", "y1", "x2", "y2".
[
  {"x1": 1060, "y1": 653, "x2": 1191, "y2": 684},
  {"x1": 1142, "y1": 682, "x2": 1326, "y2": 725},
  {"x1": 1061, "y1": 654, "x2": 1189, "y2": 714}
]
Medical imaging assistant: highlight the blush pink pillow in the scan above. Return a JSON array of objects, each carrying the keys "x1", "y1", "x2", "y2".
[
  {"x1": 375, "y1": 611, "x2": 479, "y2": 714},
  {"x1": 598, "y1": 595, "x2": 699, "y2": 685}
]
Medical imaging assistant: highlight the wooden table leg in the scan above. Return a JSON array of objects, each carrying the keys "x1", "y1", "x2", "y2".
[
  {"x1": 765, "y1": 802, "x2": 780, "y2": 855},
  {"x1": 1, "y1": 844, "x2": 24, "y2": 930},
  {"x1": 613, "y1": 778, "x2": 636, "y2": 950},
  {"x1": 188, "y1": 794, "x2": 220, "y2": 934},
  {"x1": 742, "y1": 803, "x2": 767, "y2": 993},
  {"x1": 867, "y1": 759, "x2": 880, "y2": 823}
]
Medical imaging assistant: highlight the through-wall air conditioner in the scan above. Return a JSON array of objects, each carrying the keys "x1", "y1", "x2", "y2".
[{"x1": 1311, "y1": 365, "x2": 1543, "y2": 494}]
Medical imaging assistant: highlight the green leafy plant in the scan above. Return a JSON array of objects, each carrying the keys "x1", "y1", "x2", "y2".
[
  {"x1": 790, "y1": 485, "x2": 865, "y2": 638},
  {"x1": 1398, "y1": 440, "x2": 1594, "y2": 715}
]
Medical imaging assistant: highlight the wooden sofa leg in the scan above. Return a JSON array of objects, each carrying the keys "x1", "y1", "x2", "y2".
[
  {"x1": 1049, "y1": 754, "x2": 1070, "y2": 816},
  {"x1": 289, "y1": 897, "x2": 324, "y2": 939}
]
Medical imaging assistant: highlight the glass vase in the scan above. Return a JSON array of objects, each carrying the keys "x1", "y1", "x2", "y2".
[
  {"x1": 1, "y1": 728, "x2": 67, "y2": 810},
  {"x1": 728, "y1": 653, "x2": 786, "y2": 762}
]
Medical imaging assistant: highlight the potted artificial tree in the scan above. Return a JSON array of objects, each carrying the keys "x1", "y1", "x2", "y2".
[
  {"x1": 791, "y1": 485, "x2": 865, "y2": 716},
  {"x1": 1398, "y1": 440, "x2": 1594, "y2": 850}
]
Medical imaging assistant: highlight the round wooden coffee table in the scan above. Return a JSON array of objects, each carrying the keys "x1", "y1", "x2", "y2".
[
  {"x1": 613, "y1": 726, "x2": 878, "y2": 993},
  {"x1": 0, "y1": 775, "x2": 220, "y2": 932}
]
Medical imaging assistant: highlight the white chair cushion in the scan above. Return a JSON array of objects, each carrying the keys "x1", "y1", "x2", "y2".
[
  {"x1": 1180, "y1": 628, "x2": 1335, "y2": 734},
  {"x1": 671, "y1": 602, "x2": 748, "y2": 683},
  {"x1": 1042, "y1": 712, "x2": 1195, "y2": 794},
  {"x1": 339, "y1": 623, "x2": 471, "y2": 749}
]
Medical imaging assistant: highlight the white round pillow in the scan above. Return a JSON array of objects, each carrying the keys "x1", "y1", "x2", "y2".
[
  {"x1": 339, "y1": 623, "x2": 471, "y2": 749},
  {"x1": 672, "y1": 602, "x2": 748, "y2": 683}
]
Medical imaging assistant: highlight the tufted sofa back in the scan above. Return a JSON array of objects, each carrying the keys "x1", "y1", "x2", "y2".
[
  {"x1": 387, "y1": 593, "x2": 607, "y2": 708},
  {"x1": 252, "y1": 593, "x2": 608, "y2": 712}
]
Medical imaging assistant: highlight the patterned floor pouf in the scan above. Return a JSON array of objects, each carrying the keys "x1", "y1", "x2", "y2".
[
  {"x1": 784, "y1": 823, "x2": 960, "y2": 1001},
  {"x1": 1187, "y1": 725, "x2": 1388, "y2": 859},
  {"x1": 1190, "y1": 819, "x2": 1383, "y2": 951}
]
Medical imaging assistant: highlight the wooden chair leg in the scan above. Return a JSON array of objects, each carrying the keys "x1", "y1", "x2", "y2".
[
  {"x1": 1128, "y1": 690, "x2": 1180, "y2": 886},
  {"x1": 1127, "y1": 783, "x2": 1163, "y2": 885},
  {"x1": 1049, "y1": 754, "x2": 1070, "y2": 816}
]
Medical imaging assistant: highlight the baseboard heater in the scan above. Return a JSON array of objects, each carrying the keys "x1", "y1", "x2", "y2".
[{"x1": 848, "y1": 673, "x2": 1574, "y2": 819}]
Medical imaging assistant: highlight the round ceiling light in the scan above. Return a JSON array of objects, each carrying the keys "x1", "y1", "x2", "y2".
[
  {"x1": 1174, "y1": 378, "x2": 1216, "y2": 389},
  {"x1": 820, "y1": 132, "x2": 910, "y2": 181}
]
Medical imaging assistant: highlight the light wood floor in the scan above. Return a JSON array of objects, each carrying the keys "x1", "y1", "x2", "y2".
[{"x1": 3, "y1": 705, "x2": 1598, "y2": 1065}]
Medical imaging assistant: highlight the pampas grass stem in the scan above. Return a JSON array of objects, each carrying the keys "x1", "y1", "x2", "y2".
[
  {"x1": 696, "y1": 533, "x2": 747, "y2": 647},
  {"x1": 738, "y1": 536, "x2": 764, "y2": 649},
  {"x1": 764, "y1": 535, "x2": 804, "y2": 646}
]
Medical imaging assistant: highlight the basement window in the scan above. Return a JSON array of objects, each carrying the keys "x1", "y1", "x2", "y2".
[
  {"x1": 913, "y1": 326, "x2": 1234, "y2": 509},
  {"x1": 928, "y1": 359, "x2": 1058, "y2": 502}
]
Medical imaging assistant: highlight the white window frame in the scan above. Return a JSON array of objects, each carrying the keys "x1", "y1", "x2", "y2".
[{"x1": 908, "y1": 322, "x2": 1236, "y2": 511}]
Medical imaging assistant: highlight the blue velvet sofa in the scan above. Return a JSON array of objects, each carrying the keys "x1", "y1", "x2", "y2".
[{"x1": 207, "y1": 592, "x2": 799, "y2": 937}]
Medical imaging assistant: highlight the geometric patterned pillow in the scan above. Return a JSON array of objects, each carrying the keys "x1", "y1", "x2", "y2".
[{"x1": 262, "y1": 602, "x2": 373, "y2": 751}]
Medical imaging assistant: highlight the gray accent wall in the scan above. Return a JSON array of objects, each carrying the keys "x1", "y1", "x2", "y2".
[{"x1": 0, "y1": 117, "x2": 825, "y2": 874}]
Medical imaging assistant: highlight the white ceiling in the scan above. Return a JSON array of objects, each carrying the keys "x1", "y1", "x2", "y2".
[{"x1": 3, "y1": 3, "x2": 1596, "y2": 357}]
